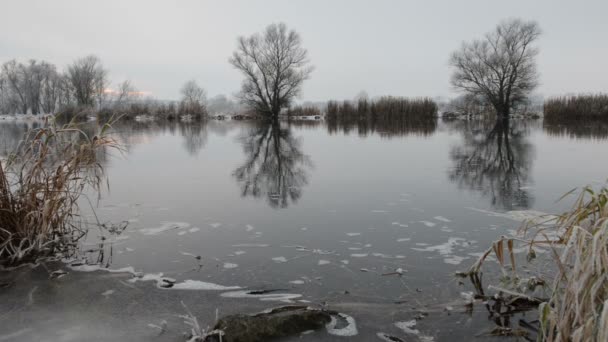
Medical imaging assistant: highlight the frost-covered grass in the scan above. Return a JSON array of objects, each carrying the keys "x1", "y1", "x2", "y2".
[
  {"x1": 462, "y1": 186, "x2": 608, "y2": 341},
  {"x1": 0, "y1": 119, "x2": 119, "y2": 265}
]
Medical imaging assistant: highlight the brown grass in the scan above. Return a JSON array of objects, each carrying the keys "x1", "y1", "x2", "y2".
[
  {"x1": 462, "y1": 186, "x2": 608, "y2": 341},
  {"x1": 0, "y1": 118, "x2": 119, "y2": 265},
  {"x1": 544, "y1": 94, "x2": 608, "y2": 122}
]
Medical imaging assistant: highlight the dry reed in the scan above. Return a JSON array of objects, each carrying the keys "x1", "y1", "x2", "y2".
[
  {"x1": 0, "y1": 117, "x2": 119, "y2": 265},
  {"x1": 462, "y1": 186, "x2": 608, "y2": 341}
]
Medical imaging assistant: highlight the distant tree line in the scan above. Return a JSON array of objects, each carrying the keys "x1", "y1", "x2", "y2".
[{"x1": 0, "y1": 55, "x2": 219, "y2": 121}]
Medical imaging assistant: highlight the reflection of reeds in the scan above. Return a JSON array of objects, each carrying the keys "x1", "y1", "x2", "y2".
[
  {"x1": 0, "y1": 119, "x2": 118, "y2": 265},
  {"x1": 543, "y1": 121, "x2": 608, "y2": 140},
  {"x1": 462, "y1": 187, "x2": 608, "y2": 341},
  {"x1": 544, "y1": 95, "x2": 608, "y2": 122},
  {"x1": 326, "y1": 97, "x2": 438, "y2": 137}
]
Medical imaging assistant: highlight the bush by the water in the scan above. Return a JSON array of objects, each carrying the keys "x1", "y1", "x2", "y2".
[
  {"x1": 544, "y1": 94, "x2": 608, "y2": 121},
  {"x1": 0, "y1": 119, "x2": 117, "y2": 265}
]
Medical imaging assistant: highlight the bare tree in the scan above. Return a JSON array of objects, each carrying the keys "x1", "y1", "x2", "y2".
[
  {"x1": 1, "y1": 60, "x2": 28, "y2": 113},
  {"x1": 229, "y1": 23, "x2": 313, "y2": 118},
  {"x1": 66, "y1": 55, "x2": 107, "y2": 107},
  {"x1": 113, "y1": 80, "x2": 139, "y2": 107},
  {"x1": 179, "y1": 80, "x2": 206, "y2": 115},
  {"x1": 449, "y1": 19, "x2": 541, "y2": 119}
]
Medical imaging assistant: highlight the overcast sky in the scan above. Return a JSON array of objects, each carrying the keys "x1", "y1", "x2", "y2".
[{"x1": 1, "y1": 0, "x2": 607, "y2": 102}]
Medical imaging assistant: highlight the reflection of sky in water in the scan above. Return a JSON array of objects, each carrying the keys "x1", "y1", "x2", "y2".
[{"x1": 1, "y1": 118, "x2": 608, "y2": 341}]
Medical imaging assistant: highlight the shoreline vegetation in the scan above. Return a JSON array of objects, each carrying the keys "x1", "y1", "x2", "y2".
[
  {"x1": 458, "y1": 186, "x2": 608, "y2": 341},
  {"x1": 0, "y1": 118, "x2": 118, "y2": 266}
]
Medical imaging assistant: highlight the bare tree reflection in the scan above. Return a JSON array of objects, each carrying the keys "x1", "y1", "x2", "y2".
[
  {"x1": 449, "y1": 118, "x2": 535, "y2": 210},
  {"x1": 233, "y1": 120, "x2": 312, "y2": 208}
]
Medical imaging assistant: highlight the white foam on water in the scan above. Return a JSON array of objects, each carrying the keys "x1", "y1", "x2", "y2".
[
  {"x1": 188, "y1": 227, "x2": 200, "y2": 233},
  {"x1": 209, "y1": 222, "x2": 222, "y2": 228},
  {"x1": 420, "y1": 221, "x2": 436, "y2": 227},
  {"x1": 178, "y1": 231, "x2": 187, "y2": 236},
  {"x1": 272, "y1": 256, "x2": 287, "y2": 263},
  {"x1": 326, "y1": 313, "x2": 358, "y2": 336},
  {"x1": 371, "y1": 210, "x2": 388, "y2": 213},
  {"x1": 223, "y1": 263, "x2": 238, "y2": 269},
  {"x1": 246, "y1": 224, "x2": 254, "y2": 231},
  {"x1": 348, "y1": 247, "x2": 362, "y2": 250},
  {"x1": 397, "y1": 238, "x2": 411, "y2": 242},
  {"x1": 289, "y1": 280, "x2": 305, "y2": 285},
  {"x1": 346, "y1": 232, "x2": 361, "y2": 236},
  {"x1": 318, "y1": 260, "x2": 330, "y2": 266},
  {"x1": 340, "y1": 260, "x2": 350, "y2": 265},
  {"x1": 233, "y1": 250, "x2": 246, "y2": 256}
]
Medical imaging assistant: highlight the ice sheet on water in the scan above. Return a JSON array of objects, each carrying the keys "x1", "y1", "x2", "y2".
[
  {"x1": 467, "y1": 207, "x2": 557, "y2": 225},
  {"x1": 434, "y1": 216, "x2": 451, "y2": 223},
  {"x1": 233, "y1": 250, "x2": 246, "y2": 255},
  {"x1": 171, "y1": 280, "x2": 241, "y2": 290},
  {"x1": 188, "y1": 227, "x2": 200, "y2": 233},
  {"x1": 232, "y1": 243, "x2": 270, "y2": 247},
  {"x1": 346, "y1": 232, "x2": 361, "y2": 236},
  {"x1": 223, "y1": 263, "x2": 238, "y2": 269},
  {"x1": 420, "y1": 221, "x2": 436, "y2": 227},
  {"x1": 412, "y1": 237, "x2": 472, "y2": 265},
  {"x1": 350, "y1": 253, "x2": 368, "y2": 258},
  {"x1": 101, "y1": 289, "x2": 114, "y2": 297},
  {"x1": 139, "y1": 222, "x2": 190, "y2": 235},
  {"x1": 220, "y1": 290, "x2": 301, "y2": 302},
  {"x1": 397, "y1": 238, "x2": 411, "y2": 242},
  {"x1": 246, "y1": 224, "x2": 254, "y2": 231},
  {"x1": 318, "y1": 260, "x2": 330, "y2": 266},
  {"x1": 289, "y1": 280, "x2": 305, "y2": 285},
  {"x1": 272, "y1": 256, "x2": 287, "y2": 263},
  {"x1": 395, "y1": 320, "x2": 419, "y2": 334},
  {"x1": 326, "y1": 313, "x2": 358, "y2": 337}
]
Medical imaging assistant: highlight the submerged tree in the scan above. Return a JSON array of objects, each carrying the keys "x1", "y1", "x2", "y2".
[
  {"x1": 229, "y1": 23, "x2": 313, "y2": 118},
  {"x1": 449, "y1": 19, "x2": 541, "y2": 118},
  {"x1": 233, "y1": 120, "x2": 312, "y2": 208}
]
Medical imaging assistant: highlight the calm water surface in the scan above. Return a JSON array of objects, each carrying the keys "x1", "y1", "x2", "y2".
[{"x1": 1, "y1": 117, "x2": 607, "y2": 341}]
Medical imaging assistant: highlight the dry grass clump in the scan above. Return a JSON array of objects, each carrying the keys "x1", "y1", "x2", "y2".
[
  {"x1": 462, "y1": 186, "x2": 608, "y2": 341},
  {"x1": 326, "y1": 97, "x2": 438, "y2": 137},
  {"x1": 326, "y1": 96, "x2": 437, "y2": 121},
  {"x1": 0, "y1": 118, "x2": 118, "y2": 265},
  {"x1": 544, "y1": 94, "x2": 608, "y2": 122}
]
